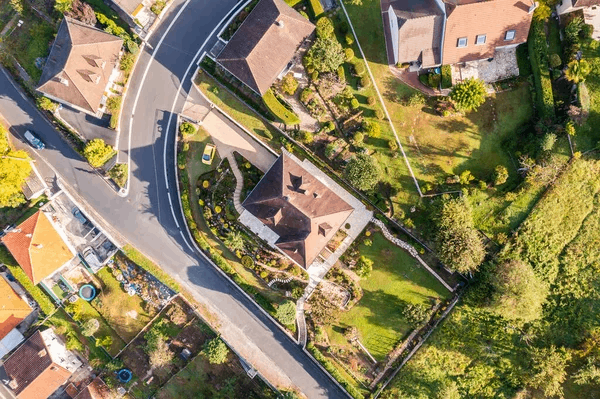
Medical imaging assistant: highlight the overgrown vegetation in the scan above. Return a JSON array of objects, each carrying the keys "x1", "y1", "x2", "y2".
[
  {"x1": 0, "y1": 124, "x2": 31, "y2": 207},
  {"x1": 83, "y1": 139, "x2": 115, "y2": 168}
]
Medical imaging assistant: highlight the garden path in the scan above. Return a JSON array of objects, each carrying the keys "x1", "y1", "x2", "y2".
[
  {"x1": 284, "y1": 89, "x2": 319, "y2": 132},
  {"x1": 227, "y1": 154, "x2": 244, "y2": 214}
]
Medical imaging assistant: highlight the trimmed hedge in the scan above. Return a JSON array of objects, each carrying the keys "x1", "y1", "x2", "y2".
[
  {"x1": 578, "y1": 82, "x2": 590, "y2": 112},
  {"x1": 528, "y1": 20, "x2": 555, "y2": 120},
  {"x1": 441, "y1": 65, "x2": 452, "y2": 89},
  {"x1": 262, "y1": 90, "x2": 301, "y2": 125},
  {"x1": 307, "y1": 343, "x2": 365, "y2": 399},
  {"x1": 309, "y1": 0, "x2": 324, "y2": 17},
  {"x1": 284, "y1": 0, "x2": 304, "y2": 5},
  {"x1": 0, "y1": 246, "x2": 56, "y2": 315}
]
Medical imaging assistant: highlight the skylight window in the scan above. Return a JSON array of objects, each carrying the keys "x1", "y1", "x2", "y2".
[
  {"x1": 476, "y1": 34, "x2": 486, "y2": 45},
  {"x1": 457, "y1": 37, "x2": 467, "y2": 48},
  {"x1": 505, "y1": 30, "x2": 516, "y2": 41}
]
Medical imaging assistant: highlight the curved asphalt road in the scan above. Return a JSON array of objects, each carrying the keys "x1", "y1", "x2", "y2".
[{"x1": 0, "y1": 0, "x2": 348, "y2": 397}]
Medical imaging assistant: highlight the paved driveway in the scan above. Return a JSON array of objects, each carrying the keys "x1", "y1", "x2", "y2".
[
  {"x1": 58, "y1": 105, "x2": 117, "y2": 147},
  {"x1": 184, "y1": 86, "x2": 276, "y2": 173}
]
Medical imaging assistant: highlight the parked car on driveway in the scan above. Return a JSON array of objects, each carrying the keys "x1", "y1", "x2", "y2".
[
  {"x1": 24, "y1": 130, "x2": 45, "y2": 150},
  {"x1": 72, "y1": 208, "x2": 88, "y2": 225},
  {"x1": 202, "y1": 143, "x2": 216, "y2": 165}
]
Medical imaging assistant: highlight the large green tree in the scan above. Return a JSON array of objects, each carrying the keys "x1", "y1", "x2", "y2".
[
  {"x1": 0, "y1": 127, "x2": 31, "y2": 208},
  {"x1": 527, "y1": 345, "x2": 571, "y2": 398},
  {"x1": 203, "y1": 338, "x2": 229, "y2": 364},
  {"x1": 83, "y1": 139, "x2": 114, "y2": 168},
  {"x1": 305, "y1": 37, "x2": 345, "y2": 73},
  {"x1": 490, "y1": 259, "x2": 548, "y2": 323},
  {"x1": 435, "y1": 196, "x2": 485, "y2": 274},
  {"x1": 344, "y1": 154, "x2": 380, "y2": 191},
  {"x1": 275, "y1": 300, "x2": 297, "y2": 325},
  {"x1": 450, "y1": 78, "x2": 487, "y2": 111}
]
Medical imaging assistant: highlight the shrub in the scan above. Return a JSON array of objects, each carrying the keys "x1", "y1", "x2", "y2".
[
  {"x1": 109, "y1": 163, "x2": 128, "y2": 188},
  {"x1": 353, "y1": 132, "x2": 364, "y2": 143},
  {"x1": 581, "y1": 23, "x2": 594, "y2": 40},
  {"x1": 311, "y1": 71, "x2": 319, "y2": 81},
  {"x1": 262, "y1": 90, "x2": 300, "y2": 125},
  {"x1": 281, "y1": 73, "x2": 299, "y2": 95},
  {"x1": 315, "y1": 17, "x2": 334, "y2": 38},
  {"x1": 179, "y1": 122, "x2": 196, "y2": 137},
  {"x1": 301, "y1": 88, "x2": 313, "y2": 103},
  {"x1": 441, "y1": 65, "x2": 452, "y2": 88},
  {"x1": 309, "y1": 0, "x2": 324, "y2": 17},
  {"x1": 203, "y1": 338, "x2": 229, "y2": 364},
  {"x1": 360, "y1": 76, "x2": 370, "y2": 88},
  {"x1": 402, "y1": 303, "x2": 429, "y2": 327},
  {"x1": 54, "y1": 0, "x2": 72, "y2": 13},
  {"x1": 345, "y1": 48, "x2": 355, "y2": 62},
  {"x1": 344, "y1": 154, "x2": 380, "y2": 191},
  {"x1": 37, "y1": 96, "x2": 58, "y2": 112},
  {"x1": 106, "y1": 96, "x2": 121, "y2": 113},
  {"x1": 375, "y1": 108, "x2": 384, "y2": 120},
  {"x1": 565, "y1": 60, "x2": 591, "y2": 83},
  {"x1": 450, "y1": 77, "x2": 487, "y2": 111},
  {"x1": 388, "y1": 139, "x2": 398, "y2": 151},
  {"x1": 362, "y1": 120, "x2": 381, "y2": 138},
  {"x1": 494, "y1": 165, "x2": 509, "y2": 186},
  {"x1": 214, "y1": 205, "x2": 222, "y2": 214},
  {"x1": 406, "y1": 92, "x2": 426, "y2": 106},
  {"x1": 541, "y1": 132, "x2": 557, "y2": 152},
  {"x1": 367, "y1": 96, "x2": 376, "y2": 106},
  {"x1": 345, "y1": 33, "x2": 354, "y2": 45},
  {"x1": 84, "y1": 139, "x2": 114, "y2": 168},
  {"x1": 298, "y1": 130, "x2": 314, "y2": 144},
  {"x1": 337, "y1": 66, "x2": 345, "y2": 81},
  {"x1": 325, "y1": 142, "x2": 338, "y2": 158},
  {"x1": 306, "y1": 344, "x2": 364, "y2": 399},
  {"x1": 325, "y1": 121, "x2": 335, "y2": 132},
  {"x1": 126, "y1": 40, "x2": 139, "y2": 55},
  {"x1": 549, "y1": 53, "x2": 562, "y2": 68},
  {"x1": 306, "y1": 37, "x2": 345, "y2": 73},
  {"x1": 241, "y1": 255, "x2": 254, "y2": 268},
  {"x1": 353, "y1": 61, "x2": 365, "y2": 75},
  {"x1": 120, "y1": 52, "x2": 135, "y2": 75},
  {"x1": 350, "y1": 98, "x2": 359, "y2": 109},
  {"x1": 275, "y1": 301, "x2": 296, "y2": 325},
  {"x1": 565, "y1": 120, "x2": 576, "y2": 137},
  {"x1": 355, "y1": 256, "x2": 373, "y2": 278}
]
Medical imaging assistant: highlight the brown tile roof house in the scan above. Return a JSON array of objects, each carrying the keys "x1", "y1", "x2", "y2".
[
  {"x1": 1, "y1": 211, "x2": 74, "y2": 285},
  {"x1": 0, "y1": 278, "x2": 31, "y2": 340},
  {"x1": 37, "y1": 17, "x2": 123, "y2": 115},
  {"x1": 442, "y1": 0, "x2": 534, "y2": 65},
  {"x1": 242, "y1": 153, "x2": 354, "y2": 268},
  {"x1": 384, "y1": 0, "x2": 444, "y2": 67},
  {"x1": 216, "y1": 0, "x2": 315, "y2": 95},
  {"x1": 3, "y1": 330, "x2": 81, "y2": 399},
  {"x1": 72, "y1": 377, "x2": 112, "y2": 399}
]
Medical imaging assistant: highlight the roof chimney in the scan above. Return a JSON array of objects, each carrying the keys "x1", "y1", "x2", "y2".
[
  {"x1": 528, "y1": 2, "x2": 538, "y2": 13},
  {"x1": 38, "y1": 349, "x2": 47, "y2": 357},
  {"x1": 25, "y1": 233, "x2": 32, "y2": 238},
  {"x1": 8, "y1": 379, "x2": 18, "y2": 389},
  {"x1": 58, "y1": 76, "x2": 69, "y2": 86},
  {"x1": 33, "y1": 243, "x2": 43, "y2": 249},
  {"x1": 276, "y1": 19, "x2": 284, "y2": 28}
]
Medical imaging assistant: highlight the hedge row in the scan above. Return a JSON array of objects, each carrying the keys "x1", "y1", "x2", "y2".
[
  {"x1": 262, "y1": 90, "x2": 301, "y2": 126},
  {"x1": 309, "y1": 0, "x2": 324, "y2": 17},
  {"x1": 0, "y1": 246, "x2": 56, "y2": 316},
  {"x1": 441, "y1": 65, "x2": 452, "y2": 89},
  {"x1": 578, "y1": 81, "x2": 590, "y2": 112},
  {"x1": 306, "y1": 343, "x2": 365, "y2": 399},
  {"x1": 528, "y1": 20, "x2": 555, "y2": 120},
  {"x1": 284, "y1": 0, "x2": 304, "y2": 6}
]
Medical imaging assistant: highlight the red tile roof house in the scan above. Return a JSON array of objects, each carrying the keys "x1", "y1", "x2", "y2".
[
  {"x1": 3, "y1": 329, "x2": 82, "y2": 399},
  {"x1": 383, "y1": 0, "x2": 536, "y2": 81},
  {"x1": 557, "y1": 0, "x2": 600, "y2": 40},
  {"x1": 215, "y1": 0, "x2": 315, "y2": 95},
  {"x1": 37, "y1": 17, "x2": 123, "y2": 116}
]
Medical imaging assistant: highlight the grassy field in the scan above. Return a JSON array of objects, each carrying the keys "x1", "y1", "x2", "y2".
[
  {"x1": 342, "y1": 0, "x2": 534, "y2": 218},
  {"x1": 328, "y1": 232, "x2": 450, "y2": 360},
  {"x1": 156, "y1": 350, "x2": 276, "y2": 399},
  {"x1": 67, "y1": 298, "x2": 127, "y2": 356},
  {"x1": 2, "y1": 6, "x2": 56, "y2": 82},
  {"x1": 92, "y1": 267, "x2": 158, "y2": 342},
  {"x1": 386, "y1": 156, "x2": 600, "y2": 398}
]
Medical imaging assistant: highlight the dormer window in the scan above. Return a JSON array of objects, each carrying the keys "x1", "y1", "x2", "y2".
[
  {"x1": 505, "y1": 30, "x2": 516, "y2": 41},
  {"x1": 457, "y1": 37, "x2": 467, "y2": 48},
  {"x1": 476, "y1": 34, "x2": 486, "y2": 45}
]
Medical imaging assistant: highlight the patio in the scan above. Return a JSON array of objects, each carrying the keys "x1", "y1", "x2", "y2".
[{"x1": 451, "y1": 46, "x2": 520, "y2": 84}]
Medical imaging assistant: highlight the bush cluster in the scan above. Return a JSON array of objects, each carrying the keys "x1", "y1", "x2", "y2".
[{"x1": 307, "y1": 343, "x2": 365, "y2": 399}]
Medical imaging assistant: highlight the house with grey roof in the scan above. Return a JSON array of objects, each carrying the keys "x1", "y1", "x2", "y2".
[
  {"x1": 37, "y1": 17, "x2": 123, "y2": 116},
  {"x1": 385, "y1": 0, "x2": 445, "y2": 68},
  {"x1": 216, "y1": 0, "x2": 315, "y2": 95}
]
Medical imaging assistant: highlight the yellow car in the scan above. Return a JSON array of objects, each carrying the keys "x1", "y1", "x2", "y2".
[{"x1": 202, "y1": 143, "x2": 216, "y2": 165}]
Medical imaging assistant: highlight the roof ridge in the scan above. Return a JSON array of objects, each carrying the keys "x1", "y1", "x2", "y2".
[{"x1": 61, "y1": 70, "x2": 97, "y2": 113}]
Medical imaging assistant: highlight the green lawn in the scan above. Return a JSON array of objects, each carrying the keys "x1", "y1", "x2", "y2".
[
  {"x1": 185, "y1": 126, "x2": 220, "y2": 189},
  {"x1": 3, "y1": 6, "x2": 56, "y2": 82},
  {"x1": 67, "y1": 298, "x2": 127, "y2": 356},
  {"x1": 91, "y1": 267, "x2": 158, "y2": 342},
  {"x1": 328, "y1": 232, "x2": 450, "y2": 361},
  {"x1": 343, "y1": 0, "x2": 534, "y2": 219},
  {"x1": 575, "y1": 39, "x2": 600, "y2": 151}
]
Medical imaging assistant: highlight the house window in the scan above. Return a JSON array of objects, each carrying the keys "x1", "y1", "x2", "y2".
[
  {"x1": 457, "y1": 37, "x2": 468, "y2": 47},
  {"x1": 505, "y1": 30, "x2": 516, "y2": 41},
  {"x1": 476, "y1": 34, "x2": 486, "y2": 45}
]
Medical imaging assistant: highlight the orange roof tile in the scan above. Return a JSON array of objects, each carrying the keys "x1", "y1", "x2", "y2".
[
  {"x1": 17, "y1": 364, "x2": 72, "y2": 399},
  {"x1": 1, "y1": 211, "x2": 74, "y2": 285},
  {"x1": 0, "y1": 278, "x2": 31, "y2": 339},
  {"x1": 442, "y1": 0, "x2": 533, "y2": 64}
]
